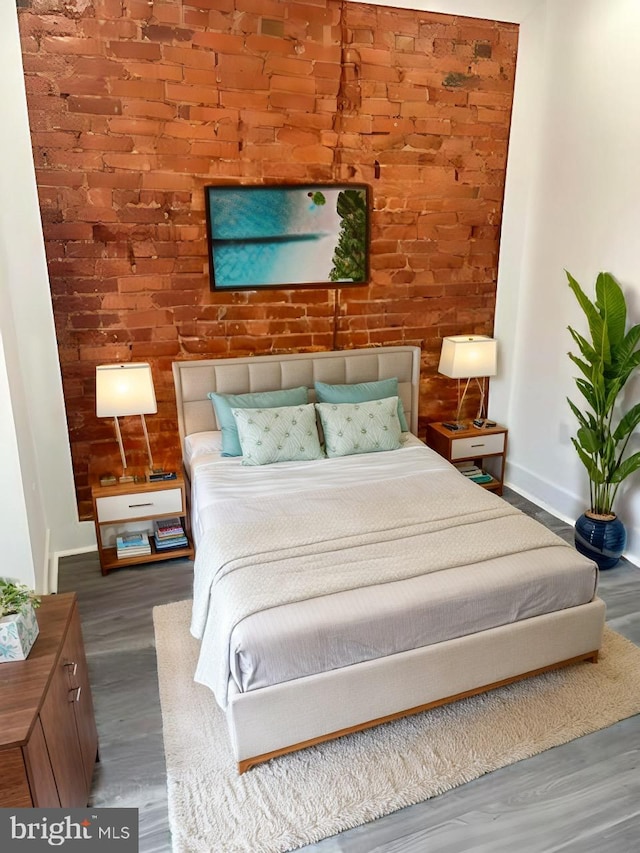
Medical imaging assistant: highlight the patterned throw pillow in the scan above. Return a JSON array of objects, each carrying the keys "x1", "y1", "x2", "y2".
[
  {"x1": 232, "y1": 403, "x2": 324, "y2": 466},
  {"x1": 208, "y1": 386, "x2": 309, "y2": 457},
  {"x1": 315, "y1": 397, "x2": 402, "y2": 458}
]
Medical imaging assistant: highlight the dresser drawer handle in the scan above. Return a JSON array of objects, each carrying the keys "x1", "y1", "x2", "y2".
[
  {"x1": 470, "y1": 443, "x2": 485, "y2": 448},
  {"x1": 128, "y1": 502, "x2": 154, "y2": 509},
  {"x1": 69, "y1": 686, "x2": 82, "y2": 703},
  {"x1": 64, "y1": 661, "x2": 78, "y2": 676}
]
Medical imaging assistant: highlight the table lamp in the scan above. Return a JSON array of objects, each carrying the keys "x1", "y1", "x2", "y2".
[
  {"x1": 96, "y1": 363, "x2": 158, "y2": 482},
  {"x1": 438, "y1": 335, "x2": 497, "y2": 430}
]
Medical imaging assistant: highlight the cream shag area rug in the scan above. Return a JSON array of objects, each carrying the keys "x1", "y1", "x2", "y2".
[{"x1": 153, "y1": 600, "x2": 640, "y2": 853}]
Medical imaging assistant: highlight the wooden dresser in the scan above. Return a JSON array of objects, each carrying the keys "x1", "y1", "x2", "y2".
[{"x1": 0, "y1": 593, "x2": 99, "y2": 807}]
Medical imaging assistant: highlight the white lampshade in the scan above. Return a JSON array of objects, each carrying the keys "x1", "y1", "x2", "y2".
[
  {"x1": 438, "y1": 335, "x2": 497, "y2": 379},
  {"x1": 96, "y1": 363, "x2": 157, "y2": 417}
]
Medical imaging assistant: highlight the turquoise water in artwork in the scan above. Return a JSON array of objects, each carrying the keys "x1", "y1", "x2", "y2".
[{"x1": 208, "y1": 187, "x2": 343, "y2": 287}]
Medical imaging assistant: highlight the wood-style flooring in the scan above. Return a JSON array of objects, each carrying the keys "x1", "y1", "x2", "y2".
[{"x1": 58, "y1": 487, "x2": 640, "y2": 853}]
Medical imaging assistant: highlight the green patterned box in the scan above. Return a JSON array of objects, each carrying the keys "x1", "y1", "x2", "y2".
[{"x1": 0, "y1": 603, "x2": 39, "y2": 662}]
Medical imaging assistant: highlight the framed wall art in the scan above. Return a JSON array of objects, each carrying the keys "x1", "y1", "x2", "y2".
[{"x1": 204, "y1": 183, "x2": 371, "y2": 291}]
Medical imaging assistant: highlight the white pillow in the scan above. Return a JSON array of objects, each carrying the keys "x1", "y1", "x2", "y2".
[
  {"x1": 184, "y1": 431, "x2": 223, "y2": 464},
  {"x1": 232, "y1": 404, "x2": 324, "y2": 466},
  {"x1": 315, "y1": 397, "x2": 402, "y2": 458}
]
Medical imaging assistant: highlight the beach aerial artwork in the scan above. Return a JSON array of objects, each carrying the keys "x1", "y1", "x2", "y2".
[{"x1": 206, "y1": 185, "x2": 368, "y2": 289}]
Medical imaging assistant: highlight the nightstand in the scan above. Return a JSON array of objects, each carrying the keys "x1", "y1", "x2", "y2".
[
  {"x1": 91, "y1": 475, "x2": 194, "y2": 575},
  {"x1": 425, "y1": 422, "x2": 508, "y2": 495}
]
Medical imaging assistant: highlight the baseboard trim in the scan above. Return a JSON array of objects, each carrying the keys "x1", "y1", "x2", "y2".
[{"x1": 49, "y1": 544, "x2": 98, "y2": 593}]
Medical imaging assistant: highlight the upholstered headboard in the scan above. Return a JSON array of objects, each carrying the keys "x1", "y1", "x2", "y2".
[{"x1": 172, "y1": 346, "x2": 421, "y2": 458}]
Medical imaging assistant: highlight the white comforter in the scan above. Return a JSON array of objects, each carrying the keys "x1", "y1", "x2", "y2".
[{"x1": 189, "y1": 440, "x2": 597, "y2": 709}]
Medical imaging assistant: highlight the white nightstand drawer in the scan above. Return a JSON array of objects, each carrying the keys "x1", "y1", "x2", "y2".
[
  {"x1": 95, "y1": 487, "x2": 183, "y2": 523},
  {"x1": 450, "y1": 432, "x2": 505, "y2": 460}
]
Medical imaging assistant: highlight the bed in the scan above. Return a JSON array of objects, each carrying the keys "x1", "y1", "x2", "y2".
[{"x1": 172, "y1": 346, "x2": 605, "y2": 773}]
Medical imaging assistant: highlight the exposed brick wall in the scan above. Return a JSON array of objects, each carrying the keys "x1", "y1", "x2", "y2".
[{"x1": 17, "y1": 0, "x2": 518, "y2": 518}]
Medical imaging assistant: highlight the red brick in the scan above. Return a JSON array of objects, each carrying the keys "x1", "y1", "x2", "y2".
[
  {"x1": 142, "y1": 25, "x2": 194, "y2": 43},
  {"x1": 110, "y1": 80, "x2": 165, "y2": 100},
  {"x1": 79, "y1": 17, "x2": 138, "y2": 39},
  {"x1": 192, "y1": 31, "x2": 245, "y2": 53},
  {"x1": 220, "y1": 91, "x2": 269, "y2": 110},
  {"x1": 163, "y1": 45, "x2": 217, "y2": 70},
  {"x1": 164, "y1": 82, "x2": 220, "y2": 104},
  {"x1": 268, "y1": 91, "x2": 317, "y2": 112},
  {"x1": 218, "y1": 63, "x2": 268, "y2": 92},
  {"x1": 270, "y1": 75, "x2": 316, "y2": 95},
  {"x1": 120, "y1": 100, "x2": 177, "y2": 120},
  {"x1": 468, "y1": 91, "x2": 512, "y2": 111},
  {"x1": 67, "y1": 96, "x2": 122, "y2": 116},
  {"x1": 244, "y1": 34, "x2": 293, "y2": 54},
  {"x1": 58, "y1": 77, "x2": 109, "y2": 97},
  {"x1": 184, "y1": 8, "x2": 209, "y2": 28},
  {"x1": 141, "y1": 172, "x2": 200, "y2": 190},
  {"x1": 183, "y1": 67, "x2": 219, "y2": 87},
  {"x1": 264, "y1": 56, "x2": 313, "y2": 77},
  {"x1": 41, "y1": 36, "x2": 103, "y2": 55}
]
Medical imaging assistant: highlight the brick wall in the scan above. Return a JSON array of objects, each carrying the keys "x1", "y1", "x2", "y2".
[{"x1": 17, "y1": 0, "x2": 518, "y2": 518}]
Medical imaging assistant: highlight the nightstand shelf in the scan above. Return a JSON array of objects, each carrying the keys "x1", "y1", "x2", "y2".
[
  {"x1": 97, "y1": 539, "x2": 194, "y2": 572},
  {"x1": 91, "y1": 475, "x2": 194, "y2": 575},
  {"x1": 426, "y1": 421, "x2": 508, "y2": 495}
]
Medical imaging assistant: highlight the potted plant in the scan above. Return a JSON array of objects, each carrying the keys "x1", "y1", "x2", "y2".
[
  {"x1": 0, "y1": 578, "x2": 41, "y2": 662},
  {"x1": 566, "y1": 270, "x2": 640, "y2": 568}
]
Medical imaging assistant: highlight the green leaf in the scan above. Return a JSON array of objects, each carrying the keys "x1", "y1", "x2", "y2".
[
  {"x1": 613, "y1": 402, "x2": 640, "y2": 441},
  {"x1": 618, "y1": 348, "x2": 640, "y2": 384},
  {"x1": 591, "y1": 370, "x2": 607, "y2": 412},
  {"x1": 603, "y1": 378, "x2": 623, "y2": 415},
  {"x1": 567, "y1": 397, "x2": 595, "y2": 431},
  {"x1": 567, "y1": 326, "x2": 597, "y2": 365},
  {"x1": 568, "y1": 352, "x2": 594, "y2": 382},
  {"x1": 603, "y1": 435, "x2": 617, "y2": 471},
  {"x1": 595, "y1": 271, "x2": 626, "y2": 351},
  {"x1": 574, "y1": 377, "x2": 598, "y2": 412},
  {"x1": 571, "y1": 437, "x2": 603, "y2": 481},
  {"x1": 566, "y1": 270, "x2": 610, "y2": 365},
  {"x1": 576, "y1": 426, "x2": 600, "y2": 453},
  {"x1": 610, "y1": 452, "x2": 640, "y2": 483},
  {"x1": 615, "y1": 323, "x2": 640, "y2": 369}
]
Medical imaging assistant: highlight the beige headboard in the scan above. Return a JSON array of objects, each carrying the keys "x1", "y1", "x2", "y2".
[{"x1": 172, "y1": 346, "x2": 421, "y2": 457}]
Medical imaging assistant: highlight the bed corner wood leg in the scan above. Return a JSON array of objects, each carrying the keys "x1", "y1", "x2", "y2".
[{"x1": 589, "y1": 650, "x2": 599, "y2": 663}]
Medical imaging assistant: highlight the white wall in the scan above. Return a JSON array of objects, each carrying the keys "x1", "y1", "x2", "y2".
[
  {"x1": 493, "y1": 0, "x2": 640, "y2": 565},
  {"x1": 0, "y1": 335, "x2": 38, "y2": 588},
  {"x1": 1, "y1": 4, "x2": 95, "y2": 592}
]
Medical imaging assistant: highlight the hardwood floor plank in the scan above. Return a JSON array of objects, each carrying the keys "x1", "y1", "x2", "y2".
[{"x1": 58, "y1": 487, "x2": 640, "y2": 853}]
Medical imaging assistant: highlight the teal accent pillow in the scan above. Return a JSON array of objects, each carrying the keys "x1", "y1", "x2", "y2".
[
  {"x1": 315, "y1": 397, "x2": 402, "y2": 458},
  {"x1": 232, "y1": 404, "x2": 324, "y2": 466},
  {"x1": 208, "y1": 386, "x2": 308, "y2": 456},
  {"x1": 314, "y1": 378, "x2": 409, "y2": 432}
]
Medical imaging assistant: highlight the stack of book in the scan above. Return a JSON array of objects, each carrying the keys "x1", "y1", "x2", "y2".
[
  {"x1": 116, "y1": 532, "x2": 151, "y2": 560},
  {"x1": 153, "y1": 517, "x2": 188, "y2": 552},
  {"x1": 454, "y1": 462, "x2": 494, "y2": 485}
]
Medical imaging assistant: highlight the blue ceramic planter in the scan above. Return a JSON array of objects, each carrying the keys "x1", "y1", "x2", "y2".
[{"x1": 574, "y1": 512, "x2": 626, "y2": 570}]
